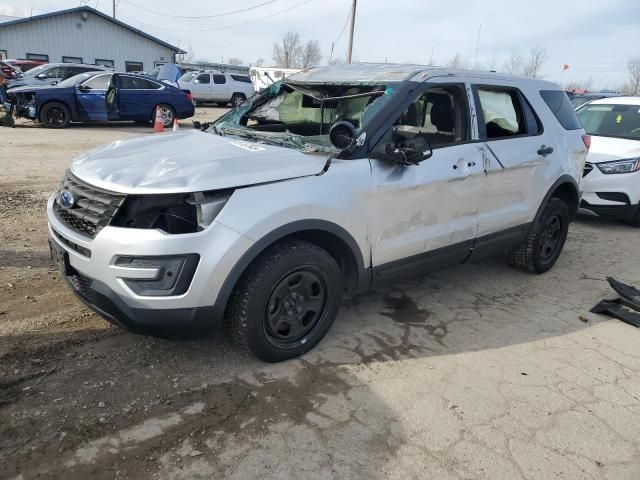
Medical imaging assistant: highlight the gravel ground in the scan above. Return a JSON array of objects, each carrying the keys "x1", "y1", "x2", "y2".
[{"x1": 1, "y1": 111, "x2": 639, "y2": 480}]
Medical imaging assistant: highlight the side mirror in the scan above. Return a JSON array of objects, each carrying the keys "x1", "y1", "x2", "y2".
[
  {"x1": 36, "y1": 73, "x2": 47, "y2": 79},
  {"x1": 380, "y1": 137, "x2": 433, "y2": 166},
  {"x1": 329, "y1": 121, "x2": 356, "y2": 150},
  {"x1": 193, "y1": 79, "x2": 200, "y2": 84}
]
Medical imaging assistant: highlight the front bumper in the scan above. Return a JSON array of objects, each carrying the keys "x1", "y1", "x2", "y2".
[
  {"x1": 47, "y1": 194, "x2": 254, "y2": 330},
  {"x1": 580, "y1": 165, "x2": 640, "y2": 220}
]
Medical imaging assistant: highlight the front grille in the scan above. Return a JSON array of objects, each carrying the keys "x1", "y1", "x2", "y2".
[
  {"x1": 583, "y1": 163, "x2": 594, "y2": 177},
  {"x1": 52, "y1": 228, "x2": 91, "y2": 257},
  {"x1": 54, "y1": 172, "x2": 126, "y2": 238}
]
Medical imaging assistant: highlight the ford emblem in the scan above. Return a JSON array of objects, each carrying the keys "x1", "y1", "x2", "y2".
[{"x1": 59, "y1": 190, "x2": 76, "y2": 209}]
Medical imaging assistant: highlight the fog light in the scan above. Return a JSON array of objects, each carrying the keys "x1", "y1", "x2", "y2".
[{"x1": 115, "y1": 254, "x2": 199, "y2": 296}]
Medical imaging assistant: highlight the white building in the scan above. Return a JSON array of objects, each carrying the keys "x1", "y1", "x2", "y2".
[{"x1": 0, "y1": 6, "x2": 184, "y2": 72}]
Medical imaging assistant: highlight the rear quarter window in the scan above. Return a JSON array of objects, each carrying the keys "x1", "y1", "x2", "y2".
[{"x1": 540, "y1": 90, "x2": 582, "y2": 130}]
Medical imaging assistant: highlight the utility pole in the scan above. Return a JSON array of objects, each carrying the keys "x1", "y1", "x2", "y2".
[
  {"x1": 112, "y1": 0, "x2": 116, "y2": 19},
  {"x1": 346, "y1": 0, "x2": 357, "y2": 64}
]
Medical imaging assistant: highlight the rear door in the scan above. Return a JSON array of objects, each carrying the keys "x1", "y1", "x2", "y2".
[
  {"x1": 471, "y1": 82, "x2": 553, "y2": 237},
  {"x1": 75, "y1": 73, "x2": 111, "y2": 121},
  {"x1": 116, "y1": 75, "x2": 164, "y2": 120},
  {"x1": 212, "y1": 74, "x2": 229, "y2": 102}
]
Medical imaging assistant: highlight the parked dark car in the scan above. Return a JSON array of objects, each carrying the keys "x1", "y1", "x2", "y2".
[
  {"x1": 7, "y1": 71, "x2": 195, "y2": 128},
  {"x1": 0, "y1": 59, "x2": 46, "y2": 79}
]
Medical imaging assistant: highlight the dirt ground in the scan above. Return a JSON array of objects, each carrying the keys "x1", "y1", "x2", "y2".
[{"x1": 1, "y1": 110, "x2": 640, "y2": 480}]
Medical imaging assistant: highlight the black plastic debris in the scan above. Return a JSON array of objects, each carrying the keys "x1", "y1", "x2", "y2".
[{"x1": 590, "y1": 277, "x2": 640, "y2": 328}]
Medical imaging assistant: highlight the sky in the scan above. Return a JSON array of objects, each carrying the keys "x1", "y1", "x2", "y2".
[{"x1": 1, "y1": 0, "x2": 639, "y2": 89}]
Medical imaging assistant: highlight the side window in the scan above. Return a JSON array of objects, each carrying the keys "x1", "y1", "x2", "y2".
[
  {"x1": 373, "y1": 86, "x2": 468, "y2": 155},
  {"x1": 82, "y1": 74, "x2": 112, "y2": 90},
  {"x1": 213, "y1": 74, "x2": 226, "y2": 84},
  {"x1": 44, "y1": 67, "x2": 62, "y2": 78},
  {"x1": 231, "y1": 74, "x2": 251, "y2": 83},
  {"x1": 120, "y1": 76, "x2": 162, "y2": 89},
  {"x1": 540, "y1": 90, "x2": 582, "y2": 130},
  {"x1": 477, "y1": 88, "x2": 526, "y2": 139},
  {"x1": 196, "y1": 74, "x2": 210, "y2": 84}
]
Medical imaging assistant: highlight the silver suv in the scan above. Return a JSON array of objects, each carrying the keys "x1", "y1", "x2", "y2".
[
  {"x1": 177, "y1": 70, "x2": 254, "y2": 107},
  {"x1": 48, "y1": 64, "x2": 589, "y2": 362}
]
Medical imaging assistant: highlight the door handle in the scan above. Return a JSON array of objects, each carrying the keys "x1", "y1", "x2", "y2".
[
  {"x1": 537, "y1": 145, "x2": 554, "y2": 156},
  {"x1": 467, "y1": 161, "x2": 476, "y2": 167}
]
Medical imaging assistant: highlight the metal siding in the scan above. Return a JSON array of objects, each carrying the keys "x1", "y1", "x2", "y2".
[{"x1": 0, "y1": 11, "x2": 176, "y2": 71}]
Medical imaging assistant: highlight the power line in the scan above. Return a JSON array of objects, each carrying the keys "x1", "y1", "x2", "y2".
[
  {"x1": 121, "y1": 0, "x2": 279, "y2": 19},
  {"x1": 119, "y1": 0, "x2": 313, "y2": 32},
  {"x1": 329, "y1": 2, "x2": 353, "y2": 62}
]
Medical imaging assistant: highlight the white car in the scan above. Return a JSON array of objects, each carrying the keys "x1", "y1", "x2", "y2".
[
  {"x1": 577, "y1": 97, "x2": 640, "y2": 226},
  {"x1": 177, "y1": 70, "x2": 254, "y2": 107},
  {"x1": 47, "y1": 64, "x2": 588, "y2": 361}
]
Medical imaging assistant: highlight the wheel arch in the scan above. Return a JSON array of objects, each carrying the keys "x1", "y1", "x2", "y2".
[
  {"x1": 533, "y1": 175, "x2": 580, "y2": 227},
  {"x1": 214, "y1": 219, "x2": 370, "y2": 310}
]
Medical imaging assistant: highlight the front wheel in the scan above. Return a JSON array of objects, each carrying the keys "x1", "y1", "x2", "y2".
[
  {"x1": 155, "y1": 104, "x2": 175, "y2": 128},
  {"x1": 509, "y1": 197, "x2": 570, "y2": 273},
  {"x1": 40, "y1": 102, "x2": 71, "y2": 128},
  {"x1": 226, "y1": 239, "x2": 343, "y2": 362}
]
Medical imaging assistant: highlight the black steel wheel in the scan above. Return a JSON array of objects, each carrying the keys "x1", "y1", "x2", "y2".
[
  {"x1": 40, "y1": 102, "x2": 71, "y2": 128},
  {"x1": 227, "y1": 239, "x2": 343, "y2": 362},
  {"x1": 509, "y1": 197, "x2": 570, "y2": 273}
]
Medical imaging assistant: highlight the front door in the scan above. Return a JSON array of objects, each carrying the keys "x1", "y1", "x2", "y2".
[
  {"x1": 368, "y1": 82, "x2": 484, "y2": 279},
  {"x1": 191, "y1": 73, "x2": 213, "y2": 101},
  {"x1": 76, "y1": 73, "x2": 111, "y2": 121}
]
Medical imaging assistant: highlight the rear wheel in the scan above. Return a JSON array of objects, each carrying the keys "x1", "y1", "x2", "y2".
[
  {"x1": 155, "y1": 104, "x2": 175, "y2": 128},
  {"x1": 40, "y1": 102, "x2": 71, "y2": 128},
  {"x1": 509, "y1": 197, "x2": 570, "y2": 273},
  {"x1": 230, "y1": 93, "x2": 246, "y2": 108},
  {"x1": 226, "y1": 239, "x2": 343, "y2": 362}
]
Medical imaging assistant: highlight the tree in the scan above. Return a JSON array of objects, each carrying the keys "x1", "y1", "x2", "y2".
[
  {"x1": 176, "y1": 43, "x2": 195, "y2": 65},
  {"x1": 566, "y1": 77, "x2": 594, "y2": 93},
  {"x1": 272, "y1": 31, "x2": 302, "y2": 69},
  {"x1": 446, "y1": 53, "x2": 468, "y2": 69},
  {"x1": 300, "y1": 39, "x2": 322, "y2": 68},
  {"x1": 628, "y1": 57, "x2": 640, "y2": 95},
  {"x1": 522, "y1": 45, "x2": 547, "y2": 77},
  {"x1": 227, "y1": 57, "x2": 243, "y2": 66},
  {"x1": 254, "y1": 58, "x2": 265, "y2": 67},
  {"x1": 503, "y1": 49, "x2": 523, "y2": 74}
]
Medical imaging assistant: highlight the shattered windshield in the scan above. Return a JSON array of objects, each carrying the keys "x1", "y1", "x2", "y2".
[{"x1": 208, "y1": 81, "x2": 396, "y2": 153}]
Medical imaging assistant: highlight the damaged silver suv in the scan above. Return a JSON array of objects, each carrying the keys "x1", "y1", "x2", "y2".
[{"x1": 48, "y1": 64, "x2": 589, "y2": 362}]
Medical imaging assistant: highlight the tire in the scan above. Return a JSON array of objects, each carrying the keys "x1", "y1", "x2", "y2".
[
  {"x1": 627, "y1": 209, "x2": 640, "y2": 228},
  {"x1": 155, "y1": 104, "x2": 175, "y2": 128},
  {"x1": 40, "y1": 102, "x2": 71, "y2": 128},
  {"x1": 226, "y1": 239, "x2": 343, "y2": 362},
  {"x1": 230, "y1": 93, "x2": 246, "y2": 108},
  {"x1": 509, "y1": 197, "x2": 570, "y2": 274}
]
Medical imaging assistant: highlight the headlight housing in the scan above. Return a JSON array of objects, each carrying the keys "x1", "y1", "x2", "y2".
[
  {"x1": 596, "y1": 158, "x2": 640, "y2": 175},
  {"x1": 111, "y1": 190, "x2": 232, "y2": 234}
]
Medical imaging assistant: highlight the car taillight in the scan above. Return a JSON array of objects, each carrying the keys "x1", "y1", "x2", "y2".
[{"x1": 582, "y1": 135, "x2": 591, "y2": 151}]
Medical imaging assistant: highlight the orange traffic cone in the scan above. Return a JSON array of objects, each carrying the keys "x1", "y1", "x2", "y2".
[
  {"x1": 153, "y1": 106, "x2": 164, "y2": 133},
  {"x1": 172, "y1": 117, "x2": 179, "y2": 132}
]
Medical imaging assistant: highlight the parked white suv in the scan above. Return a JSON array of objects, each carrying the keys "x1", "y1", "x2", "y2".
[
  {"x1": 47, "y1": 64, "x2": 588, "y2": 361},
  {"x1": 177, "y1": 70, "x2": 254, "y2": 107},
  {"x1": 576, "y1": 97, "x2": 640, "y2": 226}
]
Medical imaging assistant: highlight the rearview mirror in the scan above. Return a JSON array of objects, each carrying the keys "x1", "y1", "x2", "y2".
[{"x1": 379, "y1": 137, "x2": 433, "y2": 166}]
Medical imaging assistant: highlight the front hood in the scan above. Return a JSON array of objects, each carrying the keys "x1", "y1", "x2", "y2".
[
  {"x1": 70, "y1": 130, "x2": 328, "y2": 194},
  {"x1": 587, "y1": 135, "x2": 640, "y2": 164},
  {"x1": 7, "y1": 84, "x2": 57, "y2": 94}
]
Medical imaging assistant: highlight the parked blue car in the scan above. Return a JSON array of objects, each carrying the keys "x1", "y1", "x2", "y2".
[{"x1": 7, "y1": 71, "x2": 194, "y2": 128}]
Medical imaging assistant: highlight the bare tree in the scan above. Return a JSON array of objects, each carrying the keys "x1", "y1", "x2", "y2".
[
  {"x1": 628, "y1": 57, "x2": 640, "y2": 95},
  {"x1": 254, "y1": 58, "x2": 265, "y2": 67},
  {"x1": 503, "y1": 49, "x2": 523, "y2": 74},
  {"x1": 272, "y1": 31, "x2": 302, "y2": 69},
  {"x1": 446, "y1": 53, "x2": 468, "y2": 69},
  {"x1": 176, "y1": 44, "x2": 195, "y2": 65},
  {"x1": 227, "y1": 57, "x2": 244, "y2": 66},
  {"x1": 566, "y1": 77, "x2": 594, "y2": 93},
  {"x1": 300, "y1": 39, "x2": 322, "y2": 68},
  {"x1": 522, "y1": 45, "x2": 547, "y2": 77},
  {"x1": 328, "y1": 56, "x2": 347, "y2": 66},
  {"x1": 488, "y1": 49, "x2": 498, "y2": 71}
]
